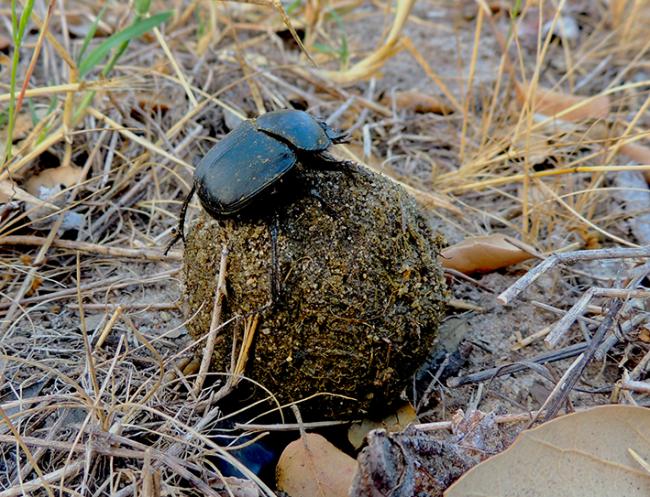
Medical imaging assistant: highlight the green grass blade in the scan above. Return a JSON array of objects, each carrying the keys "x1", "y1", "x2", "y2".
[
  {"x1": 77, "y1": 5, "x2": 107, "y2": 64},
  {"x1": 78, "y1": 10, "x2": 172, "y2": 79}
]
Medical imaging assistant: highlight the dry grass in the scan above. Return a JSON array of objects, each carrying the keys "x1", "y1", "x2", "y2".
[{"x1": 1, "y1": 0, "x2": 649, "y2": 495}]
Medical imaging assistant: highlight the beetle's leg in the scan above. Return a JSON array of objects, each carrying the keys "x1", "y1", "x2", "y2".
[
  {"x1": 269, "y1": 214, "x2": 283, "y2": 305},
  {"x1": 315, "y1": 152, "x2": 364, "y2": 183},
  {"x1": 163, "y1": 183, "x2": 196, "y2": 255},
  {"x1": 307, "y1": 189, "x2": 339, "y2": 220}
]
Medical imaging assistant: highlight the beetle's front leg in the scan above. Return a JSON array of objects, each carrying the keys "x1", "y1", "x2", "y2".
[
  {"x1": 268, "y1": 214, "x2": 283, "y2": 306},
  {"x1": 164, "y1": 183, "x2": 196, "y2": 254}
]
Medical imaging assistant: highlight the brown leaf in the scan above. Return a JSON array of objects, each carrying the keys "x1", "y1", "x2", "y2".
[
  {"x1": 619, "y1": 143, "x2": 650, "y2": 183},
  {"x1": 276, "y1": 433, "x2": 357, "y2": 497},
  {"x1": 0, "y1": 179, "x2": 57, "y2": 208},
  {"x1": 349, "y1": 404, "x2": 418, "y2": 449},
  {"x1": 445, "y1": 405, "x2": 650, "y2": 497},
  {"x1": 515, "y1": 82, "x2": 610, "y2": 122},
  {"x1": 0, "y1": 34, "x2": 10, "y2": 51},
  {"x1": 440, "y1": 234, "x2": 536, "y2": 274},
  {"x1": 381, "y1": 90, "x2": 453, "y2": 114},
  {"x1": 24, "y1": 165, "x2": 85, "y2": 199}
]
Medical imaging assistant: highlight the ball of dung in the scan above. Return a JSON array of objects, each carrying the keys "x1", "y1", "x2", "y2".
[{"x1": 183, "y1": 165, "x2": 447, "y2": 419}]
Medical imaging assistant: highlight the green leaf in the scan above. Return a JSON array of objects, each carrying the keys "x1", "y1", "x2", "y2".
[
  {"x1": 77, "y1": 5, "x2": 107, "y2": 64},
  {"x1": 311, "y1": 42, "x2": 337, "y2": 55},
  {"x1": 286, "y1": 0, "x2": 302, "y2": 15},
  {"x1": 78, "y1": 11, "x2": 173, "y2": 79}
]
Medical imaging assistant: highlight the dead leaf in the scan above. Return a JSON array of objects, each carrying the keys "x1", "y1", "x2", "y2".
[
  {"x1": 0, "y1": 179, "x2": 57, "y2": 208},
  {"x1": 24, "y1": 164, "x2": 84, "y2": 200},
  {"x1": 381, "y1": 90, "x2": 453, "y2": 114},
  {"x1": 445, "y1": 405, "x2": 650, "y2": 497},
  {"x1": 0, "y1": 34, "x2": 9, "y2": 52},
  {"x1": 515, "y1": 82, "x2": 610, "y2": 122},
  {"x1": 276, "y1": 433, "x2": 357, "y2": 497},
  {"x1": 349, "y1": 404, "x2": 418, "y2": 449},
  {"x1": 619, "y1": 143, "x2": 650, "y2": 183},
  {"x1": 440, "y1": 234, "x2": 536, "y2": 274}
]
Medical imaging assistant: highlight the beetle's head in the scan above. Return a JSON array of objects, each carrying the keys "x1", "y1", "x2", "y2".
[{"x1": 319, "y1": 121, "x2": 349, "y2": 144}]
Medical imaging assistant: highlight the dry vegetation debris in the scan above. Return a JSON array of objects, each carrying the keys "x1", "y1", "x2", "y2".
[{"x1": 0, "y1": 0, "x2": 649, "y2": 495}]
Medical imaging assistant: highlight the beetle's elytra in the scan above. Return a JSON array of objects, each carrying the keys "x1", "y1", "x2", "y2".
[{"x1": 166, "y1": 109, "x2": 349, "y2": 252}]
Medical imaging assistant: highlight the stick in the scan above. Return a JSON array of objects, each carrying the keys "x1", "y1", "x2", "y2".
[
  {"x1": 193, "y1": 246, "x2": 229, "y2": 394},
  {"x1": 497, "y1": 246, "x2": 650, "y2": 305}
]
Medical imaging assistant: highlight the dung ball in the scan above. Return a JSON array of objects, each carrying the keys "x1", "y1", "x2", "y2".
[{"x1": 183, "y1": 164, "x2": 447, "y2": 419}]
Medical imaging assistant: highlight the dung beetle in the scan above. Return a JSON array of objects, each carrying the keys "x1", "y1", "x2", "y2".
[{"x1": 166, "y1": 109, "x2": 350, "y2": 251}]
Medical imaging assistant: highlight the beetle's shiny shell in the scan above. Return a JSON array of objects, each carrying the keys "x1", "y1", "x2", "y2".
[
  {"x1": 194, "y1": 110, "x2": 336, "y2": 217},
  {"x1": 254, "y1": 109, "x2": 333, "y2": 152}
]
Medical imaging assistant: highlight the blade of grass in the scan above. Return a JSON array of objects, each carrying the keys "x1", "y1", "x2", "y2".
[
  {"x1": 78, "y1": 11, "x2": 172, "y2": 79},
  {"x1": 76, "y1": 5, "x2": 108, "y2": 64},
  {"x1": 3, "y1": 0, "x2": 35, "y2": 165}
]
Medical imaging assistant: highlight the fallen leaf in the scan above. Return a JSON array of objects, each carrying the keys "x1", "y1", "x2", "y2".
[
  {"x1": 440, "y1": 234, "x2": 536, "y2": 274},
  {"x1": 0, "y1": 179, "x2": 57, "y2": 208},
  {"x1": 24, "y1": 164, "x2": 85, "y2": 200},
  {"x1": 381, "y1": 90, "x2": 453, "y2": 114},
  {"x1": 445, "y1": 405, "x2": 650, "y2": 497},
  {"x1": 276, "y1": 433, "x2": 357, "y2": 497},
  {"x1": 0, "y1": 113, "x2": 33, "y2": 152},
  {"x1": 349, "y1": 404, "x2": 418, "y2": 449},
  {"x1": 0, "y1": 34, "x2": 10, "y2": 51},
  {"x1": 619, "y1": 143, "x2": 650, "y2": 184},
  {"x1": 515, "y1": 82, "x2": 610, "y2": 122}
]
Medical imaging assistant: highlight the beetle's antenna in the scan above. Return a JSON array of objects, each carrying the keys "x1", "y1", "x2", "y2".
[{"x1": 164, "y1": 183, "x2": 196, "y2": 255}]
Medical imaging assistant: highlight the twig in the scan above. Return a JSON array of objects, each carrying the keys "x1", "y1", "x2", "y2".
[
  {"x1": 497, "y1": 246, "x2": 650, "y2": 305},
  {"x1": 413, "y1": 406, "x2": 595, "y2": 432},
  {"x1": 194, "y1": 246, "x2": 229, "y2": 394},
  {"x1": 595, "y1": 314, "x2": 648, "y2": 360},
  {"x1": 234, "y1": 420, "x2": 352, "y2": 432},
  {"x1": 447, "y1": 342, "x2": 589, "y2": 387},
  {"x1": 0, "y1": 235, "x2": 182, "y2": 261},
  {"x1": 620, "y1": 370, "x2": 650, "y2": 395},
  {"x1": 95, "y1": 305, "x2": 124, "y2": 349},
  {"x1": 543, "y1": 287, "x2": 650, "y2": 347},
  {"x1": 541, "y1": 299, "x2": 625, "y2": 422},
  {"x1": 0, "y1": 269, "x2": 179, "y2": 311},
  {"x1": 0, "y1": 461, "x2": 84, "y2": 497},
  {"x1": 66, "y1": 302, "x2": 178, "y2": 311}
]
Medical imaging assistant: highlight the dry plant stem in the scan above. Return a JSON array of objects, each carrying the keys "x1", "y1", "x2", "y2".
[
  {"x1": 497, "y1": 246, "x2": 650, "y2": 305},
  {"x1": 546, "y1": 288, "x2": 650, "y2": 347},
  {"x1": 541, "y1": 298, "x2": 625, "y2": 422},
  {"x1": 95, "y1": 305, "x2": 124, "y2": 349},
  {"x1": 0, "y1": 461, "x2": 84, "y2": 497},
  {"x1": 234, "y1": 420, "x2": 351, "y2": 432},
  {"x1": 447, "y1": 342, "x2": 588, "y2": 388},
  {"x1": 620, "y1": 378, "x2": 650, "y2": 395},
  {"x1": 194, "y1": 246, "x2": 229, "y2": 394},
  {"x1": 595, "y1": 314, "x2": 648, "y2": 360},
  {"x1": 0, "y1": 216, "x2": 63, "y2": 336},
  {"x1": 629, "y1": 347, "x2": 650, "y2": 381},
  {"x1": 66, "y1": 302, "x2": 178, "y2": 311},
  {"x1": 0, "y1": 268, "x2": 179, "y2": 311},
  {"x1": 413, "y1": 406, "x2": 594, "y2": 433},
  {"x1": 0, "y1": 235, "x2": 182, "y2": 261},
  {"x1": 0, "y1": 407, "x2": 54, "y2": 497}
]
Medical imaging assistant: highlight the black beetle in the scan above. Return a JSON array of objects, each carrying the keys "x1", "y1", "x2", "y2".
[{"x1": 166, "y1": 109, "x2": 350, "y2": 251}]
